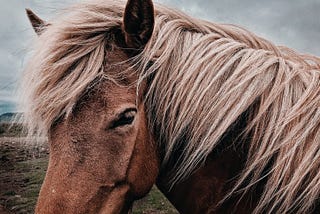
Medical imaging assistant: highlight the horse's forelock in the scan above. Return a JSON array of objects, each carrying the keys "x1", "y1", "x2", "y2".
[{"x1": 19, "y1": 1, "x2": 128, "y2": 138}]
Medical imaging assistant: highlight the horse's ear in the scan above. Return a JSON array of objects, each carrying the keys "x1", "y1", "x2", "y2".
[
  {"x1": 26, "y1": 9, "x2": 47, "y2": 35},
  {"x1": 123, "y1": 0, "x2": 154, "y2": 50}
]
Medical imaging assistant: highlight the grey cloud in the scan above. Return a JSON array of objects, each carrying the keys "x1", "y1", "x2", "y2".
[
  {"x1": 0, "y1": 102, "x2": 16, "y2": 115},
  {"x1": 157, "y1": 0, "x2": 320, "y2": 55},
  {"x1": 0, "y1": 0, "x2": 76, "y2": 114}
]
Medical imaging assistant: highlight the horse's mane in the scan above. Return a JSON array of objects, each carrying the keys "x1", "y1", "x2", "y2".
[{"x1": 20, "y1": 0, "x2": 320, "y2": 213}]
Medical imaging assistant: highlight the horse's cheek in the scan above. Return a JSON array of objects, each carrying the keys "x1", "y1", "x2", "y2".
[{"x1": 126, "y1": 111, "x2": 160, "y2": 198}]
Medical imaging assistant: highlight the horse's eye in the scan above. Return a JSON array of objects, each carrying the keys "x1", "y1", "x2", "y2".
[{"x1": 109, "y1": 108, "x2": 137, "y2": 129}]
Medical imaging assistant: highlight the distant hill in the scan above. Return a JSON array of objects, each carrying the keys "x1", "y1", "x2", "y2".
[
  {"x1": 0, "y1": 112, "x2": 22, "y2": 123},
  {"x1": 0, "y1": 113, "x2": 25, "y2": 136}
]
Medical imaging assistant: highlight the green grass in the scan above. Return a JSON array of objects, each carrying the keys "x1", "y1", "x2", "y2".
[
  {"x1": 2, "y1": 157, "x2": 48, "y2": 214},
  {"x1": 0, "y1": 123, "x2": 26, "y2": 137},
  {"x1": 133, "y1": 186, "x2": 178, "y2": 214}
]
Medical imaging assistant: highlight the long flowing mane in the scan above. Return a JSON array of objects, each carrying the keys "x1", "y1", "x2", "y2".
[{"x1": 20, "y1": 0, "x2": 320, "y2": 213}]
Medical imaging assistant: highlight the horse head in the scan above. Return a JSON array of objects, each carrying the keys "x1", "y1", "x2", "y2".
[{"x1": 26, "y1": 0, "x2": 160, "y2": 213}]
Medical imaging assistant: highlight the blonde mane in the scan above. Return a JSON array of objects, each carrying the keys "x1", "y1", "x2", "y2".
[{"x1": 20, "y1": 0, "x2": 320, "y2": 213}]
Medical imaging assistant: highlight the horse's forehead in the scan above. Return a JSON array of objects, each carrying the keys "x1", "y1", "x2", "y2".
[
  {"x1": 104, "y1": 47, "x2": 138, "y2": 82},
  {"x1": 75, "y1": 81, "x2": 137, "y2": 113},
  {"x1": 102, "y1": 85, "x2": 137, "y2": 109}
]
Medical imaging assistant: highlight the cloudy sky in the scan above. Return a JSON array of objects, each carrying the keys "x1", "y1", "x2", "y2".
[{"x1": 0, "y1": 0, "x2": 319, "y2": 114}]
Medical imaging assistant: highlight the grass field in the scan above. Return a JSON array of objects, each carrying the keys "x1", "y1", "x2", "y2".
[{"x1": 0, "y1": 124, "x2": 178, "y2": 214}]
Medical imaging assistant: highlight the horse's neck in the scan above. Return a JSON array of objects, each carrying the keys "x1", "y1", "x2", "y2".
[
  {"x1": 156, "y1": 140, "x2": 259, "y2": 213},
  {"x1": 157, "y1": 148, "x2": 248, "y2": 213},
  {"x1": 156, "y1": 111, "x2": 260, "y2": 213}
]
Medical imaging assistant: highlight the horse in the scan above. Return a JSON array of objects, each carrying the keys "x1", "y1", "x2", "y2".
[{"x1": 21, "y1": 0, "x2": 320, "y2": 213}]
